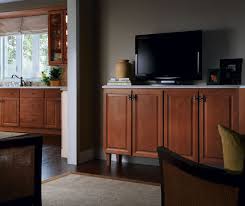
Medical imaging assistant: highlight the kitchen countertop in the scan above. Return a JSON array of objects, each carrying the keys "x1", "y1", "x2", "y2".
[
  {"x1": 0, "y1": 86, "x2": 67, "y2": 90},
  {"x1": 102, "y1": 85, "x2": 245, "y2": 89}
]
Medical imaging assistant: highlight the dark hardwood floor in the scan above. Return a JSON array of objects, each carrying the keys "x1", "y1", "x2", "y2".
[{"x1": 42, "y1": 141, "x2": 161, "y2": 184}]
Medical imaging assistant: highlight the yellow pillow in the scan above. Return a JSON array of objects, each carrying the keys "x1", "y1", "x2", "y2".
[{"x1": 218, "y1": 125, "x2": 245, "y2": 172}]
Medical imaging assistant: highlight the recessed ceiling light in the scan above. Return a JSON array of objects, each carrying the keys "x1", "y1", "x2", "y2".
[{"x1": 0, "y1": 0, "x2": 24, "y2": 3}]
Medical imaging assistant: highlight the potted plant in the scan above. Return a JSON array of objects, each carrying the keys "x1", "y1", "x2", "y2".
[
  {"x1": 41, "y1": 69, "x2": 50, "y2": 86},
  {"x1": 49, "y1": 66, "x2": 62, "y2": 86}
]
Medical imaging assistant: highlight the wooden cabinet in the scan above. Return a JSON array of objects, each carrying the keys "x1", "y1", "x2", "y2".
[
  {"x1": 103, "y1": 87, "x2": 241, "y2": 167},
  {"x1": 48, "y1": 10, "x2": 67, "y2": 65},
  {"x1": 164, "y1": 89, "x2": 199, "y2": 162},
  {"x1": 0, "y1": 89, "x2": 61, "y2": 135},
  {"x1": 20, "y1": 90, "x2": 45, "y2": 128},
  {"x1": 199, "y1": 89, "x2": 239, "y2": 166},
  {"x1": 103, "y1": 89, "x2": 132, "y2": 156},
  {"x1": 1, "y1": 98, "x2": 19, "y2": 127},
  {"x1": 44, "y1": 90, "x2": 61, "y2": 129},
  {"x1": 104, "y1": 89, "x2": 163, "y2": 163},
  {"x1": 0, "y1": 89, "x2": 19, "y2": 127},
  {"x1": 132, "y1": 90, "x2": 163, "y2": 158}
]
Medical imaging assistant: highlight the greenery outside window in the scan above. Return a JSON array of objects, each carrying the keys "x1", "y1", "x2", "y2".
[{"x1": 0, "y1": 33, "x2": 49, "y2": 81}]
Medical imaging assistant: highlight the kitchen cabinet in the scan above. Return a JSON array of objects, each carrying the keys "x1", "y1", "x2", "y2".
[
  {"x1": 44, "y1": 90, "x2": 61, "y2": 129},
  {"x1": 0, "y1": 89, "x2": 19, "y2": 127},
  {"x1": 48, "y1": 10, "x2": 67, "y2": 65},
  {"x1": 0, "y1": 89, "x2": 61, "y2": 135},
  {"x1": 20, "y1": 90, "x2": 45, "y2": 128}
]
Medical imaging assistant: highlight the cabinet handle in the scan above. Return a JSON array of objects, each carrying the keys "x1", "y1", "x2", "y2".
[
  {"x1": 128, "y1": 95, "x2": 132, "y2": 101},
  {"x1": 192, "y1": 96, "x2": 199, "y2": 101},
  {"x1": 132, "y1": 95, "x2": 137, "y2": 101},
  {"x1": 199, "y1": 96, "x2": 207, "y2": 102}
]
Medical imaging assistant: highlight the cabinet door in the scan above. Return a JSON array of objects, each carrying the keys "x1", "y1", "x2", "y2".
[
  {"x1": 44, "y1": 98, "x2": 61, "y2": 129},
  {"x1": 20, "y1": 98, "x2": 44, "y2": 128},
  {"x1": 199, "y1": 89, "x2": 239, "y2": 166},
  {"x1": 104, "y1": 89, "x2": 132, "y2": 155},
  {"x1": 164, "y1": 89, "x2": 199, "y2": 162},
  {"x1": 48, "y1": 10, "x2": 65, "y2": 65},
  {"x1": 132, "y1": 90, "x2": 163, "y2": 158},
  {"x1": 1, "y1": 98, "x2": 19, "y2": 127}
]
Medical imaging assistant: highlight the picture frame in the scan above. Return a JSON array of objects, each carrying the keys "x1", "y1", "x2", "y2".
[
  {"x1": 220, "y1": 58, "x2": 243, "y2": 85},
  {"x1": 207, "y1": 69, "x2": 221, "y2": 85}
]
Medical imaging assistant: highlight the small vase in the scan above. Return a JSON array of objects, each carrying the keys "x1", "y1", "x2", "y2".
[
  {"x1": 50, "y1": 80, "x2": 60, "y2": 86},
  {"x1": 115, "y1": 59, "x2": 131, "y2": 79}
]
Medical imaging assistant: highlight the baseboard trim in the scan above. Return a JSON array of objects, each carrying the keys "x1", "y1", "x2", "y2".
[{"x1": 79, "y1": 149, "x2": 94, "y2": 164}]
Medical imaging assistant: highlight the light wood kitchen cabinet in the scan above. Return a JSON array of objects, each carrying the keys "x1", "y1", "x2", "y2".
[
  {"x1": 199, "y1": 89, "x2": 239, "y2": 166},
  {"x1": 0, "y1": 89, "x2": 19, "y2": 127},
  {"x1": 164, "y1": 89, "x2": 199, "y2": 162},
  {"x1": 20, "y1": 89, "x2": 45, "y2": 129},
  {"x1": 44, "y1": 90, "x2": 61, "y2": 129},
  {"x1": 48, "y1": 10, "x2": 67, "y2": 65}
]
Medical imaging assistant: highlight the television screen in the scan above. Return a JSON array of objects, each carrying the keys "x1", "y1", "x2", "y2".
[{"x1": 135, "y1": 30, "x2": 202, "y2": 81}]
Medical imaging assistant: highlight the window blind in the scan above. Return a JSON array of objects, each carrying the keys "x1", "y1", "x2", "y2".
[{"x1": 0, "y1": 15, "x2": 48, "y2": 36}]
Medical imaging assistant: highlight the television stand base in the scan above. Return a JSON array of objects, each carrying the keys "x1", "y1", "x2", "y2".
[{"x1": 160, "y1": 80, "x2": 176, "y2": 84}]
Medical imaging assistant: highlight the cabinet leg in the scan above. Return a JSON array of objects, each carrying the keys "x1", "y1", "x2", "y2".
[
  {"x1": 116, "y1": 154, "x2": 122, "y2": 165},
  {"x1": 106, "y1": 153, "x2": 111, "y2": 166}
]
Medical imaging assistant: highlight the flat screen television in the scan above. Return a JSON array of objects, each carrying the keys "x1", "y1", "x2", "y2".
[{"x1": 135, "y1": 30, "x2": 202, "y2": 82}]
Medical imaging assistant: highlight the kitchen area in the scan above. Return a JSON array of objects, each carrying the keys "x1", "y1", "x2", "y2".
[{"x1": 0, "y1": 4, "x2": 68, "y2": 161}]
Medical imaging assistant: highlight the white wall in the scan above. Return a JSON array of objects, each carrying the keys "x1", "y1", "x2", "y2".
[
  {"x1": 67, "y1": 0, "x2": 78, "y2": 165},
  {"x1": 97, "y1": 0, "x2": 245, "y2": 164}
]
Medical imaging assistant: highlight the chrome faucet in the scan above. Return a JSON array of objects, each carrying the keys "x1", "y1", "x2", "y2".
[{"x1": 11, "y1": 75, "x2": 25, "y2": 86}]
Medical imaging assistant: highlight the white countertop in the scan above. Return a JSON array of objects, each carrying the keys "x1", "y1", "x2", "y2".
[
  {"x1": 0, "y1": 86, "x2": 67, "y2": 90},
  {"x1": 102, "y1": 85, "x2": 245, "y2": 89}
]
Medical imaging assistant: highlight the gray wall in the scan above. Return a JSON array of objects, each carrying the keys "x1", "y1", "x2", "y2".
[
  {"x1": 96, "y1": 0, "x2": 245, "y2": 163},
  {"x1": 0, "y1": 0, "x2": 66, "y2": 12},
  {"x1": 99, "y1": 0, "x2": 245, "y2": 84}
]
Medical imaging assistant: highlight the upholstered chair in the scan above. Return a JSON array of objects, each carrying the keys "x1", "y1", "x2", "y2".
[{"x1": 158, "y1": 147, "x2": 245, "y2": 206}]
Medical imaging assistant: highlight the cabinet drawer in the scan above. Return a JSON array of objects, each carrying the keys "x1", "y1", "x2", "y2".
[
  {"x1": 45, "y1": 89, "x2": 61, "y2": 98},
  {"x1": 0, "y1": 89, "x2": 19, "y2": 98},
  {"x1": 20, "y1": 89, "x2": 44, "y2": 98}
]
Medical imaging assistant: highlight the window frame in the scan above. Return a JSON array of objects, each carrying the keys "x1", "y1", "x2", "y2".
[{"x1": 0, "y1": 32, "x2": 48, "y2": 81}]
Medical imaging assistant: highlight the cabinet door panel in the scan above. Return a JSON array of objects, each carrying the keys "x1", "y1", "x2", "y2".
[
  {"x1": 2, "y1": 98, "x2": 19, "y2": 127},
  {"x1": 20, "y1": 98, "x2": 44, "y2": 128},
  {"x1": 199, "y1": 89, "x2": 239, "y2": 166},
  {"x1": 132, "y1": 90, "x2": 163, "y2": 158},
  {"x1": 164, "y1": 89, "x2": 199, "y2": 162},
  {"x1": 45, "y1": 98, "x2": 61, "y2": 129},
  {"x1": 104, "y1": 90, "x2": 132, "y2": 155}
]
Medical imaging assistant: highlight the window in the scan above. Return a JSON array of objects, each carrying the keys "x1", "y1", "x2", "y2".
[{"x1": 0, "y1": 33, "x2": 49, "y2": 81}]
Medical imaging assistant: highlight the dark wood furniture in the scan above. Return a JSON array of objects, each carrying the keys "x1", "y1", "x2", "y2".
[
  {"x1": 103, "y1": 88, "x2": 242, "y2": 167},
  {"x1": 0, "y1": 89, "x2": 61, "y2": 135},
  {"x1": 158, "y1": 146, "x2": 245, "y2": 206},
  {"x1": 0, "y1": 135, "x2": 43, "y2": 206},
  {"x1": 48, "y1": 9, "x2": 67, "y2": 65}
]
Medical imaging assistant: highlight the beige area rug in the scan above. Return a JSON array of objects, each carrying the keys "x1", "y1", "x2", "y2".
[
  {"x1": 42, "y1": 173, "x2": 161, "y2": 206},
  {"x1": 0, "y1": 132, "x2": 27, "y2": 139}
]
